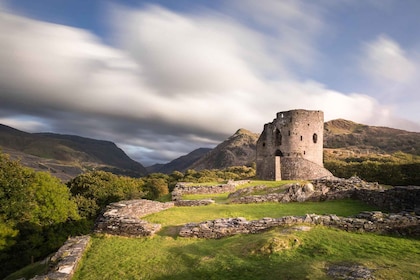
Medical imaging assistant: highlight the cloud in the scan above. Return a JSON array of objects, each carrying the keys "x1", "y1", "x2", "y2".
[
  {"x1": 360, "y1": 35, "x2": 416, "y2": 84},
  {"x1": 0, "y1": 2, "x2": 419, "y2": 166}
]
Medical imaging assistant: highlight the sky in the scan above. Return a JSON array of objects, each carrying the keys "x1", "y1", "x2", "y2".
[{"x1": 1, "y1": 0, "x2": 420, "y2": 166}]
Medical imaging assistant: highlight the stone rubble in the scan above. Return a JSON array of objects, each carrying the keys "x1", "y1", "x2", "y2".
[{"x1": 327, "y1": 263, "x2": 375, "y2": 280}]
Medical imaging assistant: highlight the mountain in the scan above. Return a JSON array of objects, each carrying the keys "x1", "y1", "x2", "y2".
[
  {"x1": 0, "y1": 124, "x2": 147, "y2": 180},
  {"x1": 146, "y1": 148, "x2": 212, "y2": 174},
  {"x1": 189, "y1": 129, "x2": 259, "y2": 170},
  {"x1": 324, "y1": 119, "x2": 420, "y2": 155},
  {"x1": 153, "y1": 120, "x2": 420, "y2": 173}
]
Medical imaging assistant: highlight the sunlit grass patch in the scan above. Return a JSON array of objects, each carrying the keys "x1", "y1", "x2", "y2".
[
  {"x1": 143, "y1": 199, "x2": 378, "y2": 228},
  {"x1": 73, "y1": 226, "x2": 420, "y2": 280}
]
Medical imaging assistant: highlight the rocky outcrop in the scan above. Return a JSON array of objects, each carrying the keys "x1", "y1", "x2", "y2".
[
  {"x1": 95, "y1": 199, "x2": 174, "y2": 237},
  {"x1": 179, "y1": 211, "x2": 420, "y2": 239},
  {"x1": 31, "y1": 235, "x2": 90, "y2": 280}
]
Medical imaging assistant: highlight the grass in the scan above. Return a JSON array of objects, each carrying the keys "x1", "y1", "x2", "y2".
[
  {"x1": 144, "y1": 199, "x2": 377, "y2": 229},
  {"x1": 73, "y1": 226, "x2": 420, "y2": 280},
  {"x1": 71, "y1": 199, "x2": 418, "y2": 280}
]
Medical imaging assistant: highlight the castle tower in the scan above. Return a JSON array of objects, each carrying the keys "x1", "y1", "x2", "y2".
[{"x1": 256, "y1": 109, "x2": 332, "y2": 180}]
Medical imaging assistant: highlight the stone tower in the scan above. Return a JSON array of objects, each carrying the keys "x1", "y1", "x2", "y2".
[{"x1": 256, "y1": 109, "x2": 332, "y2": 180}]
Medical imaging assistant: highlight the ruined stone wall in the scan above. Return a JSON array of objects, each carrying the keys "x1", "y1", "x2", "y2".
[
  {"x1": 31, "y1": 236, "x2": 90, "y2": 280},
  {"x1": 179, "y1": 211, "x2": 420, "y2": 239},
  {"x1": 171, "y1": 180, "x2": 250, "y2": 201},
  {"x1": 95, "y1": 199, "x2": 174, "y2": 237},
  {"x1": 355, "y1": 186, "x2": 420, "y2": 213}
]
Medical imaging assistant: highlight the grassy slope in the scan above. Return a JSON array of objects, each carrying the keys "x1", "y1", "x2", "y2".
[
  {"x1": 74, "y1": 225, "x2": 420, "y2": 280},
  {"x1": 71, "y1": 198, "x2": 420, "y2": 280}
]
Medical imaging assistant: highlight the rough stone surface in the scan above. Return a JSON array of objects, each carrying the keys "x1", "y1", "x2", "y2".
[
  {"x1": 95, "y1": 199, "x2": 174, "y2": 237},
  {"x1": 256, "y1": 109, "x2": 332, "y2": 180},
  {"x1": 355, "y1": 186, "x2": 420, "y2": 214},
  {"x1": 31, "y1": 235, "x2": 90, "y2": 280},
  {"x1": 230, "y1": 177, "x2": 382, "y2": 204},
  {"x1": 172, "y1": 180, "x2": 250, "y2": 201},
  {"x1": 327, "y1": 263, "x2": 375, "y2": 280},
  {"x1": 179, "y1": 211, "x2": 420, "y2": 239},
  {"x1": 174, "y1": 199, "x2": 215, "y2": 207}
]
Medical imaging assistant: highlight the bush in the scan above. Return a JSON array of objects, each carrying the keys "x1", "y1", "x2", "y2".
[{"x1": 67, "y1": 171, "x2": 146, "y2": 218}]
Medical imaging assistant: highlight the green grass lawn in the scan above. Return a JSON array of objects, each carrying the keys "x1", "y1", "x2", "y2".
[
  {"x1": 144, "y1": 199, "x2": 378, "y2": 229},
  {"x1": 73, "y1": 226, "x2": 420, "y2": 280},
  {"x1": 71, "y1": 199, "x2": 420, "y2": 280}
]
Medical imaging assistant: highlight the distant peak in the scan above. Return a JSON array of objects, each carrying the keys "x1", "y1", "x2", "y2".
[{"x1": 233, "y1": 128, "x2": 254, "y2": 136}]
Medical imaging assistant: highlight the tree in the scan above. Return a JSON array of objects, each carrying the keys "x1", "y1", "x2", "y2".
[{"x1": 0, "y1": 152, "x2": 80, "y2": 278}]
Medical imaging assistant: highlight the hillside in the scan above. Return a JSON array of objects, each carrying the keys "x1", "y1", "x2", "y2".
[
  {"x1": 147, "y1": 147, "x2": 212, "y2": 173},
  {"x1": 324, "y1": 119, "x2": 420, "y2": 155},
  {"x1": 0, "y1": 124, "x2": 147, "y2": 180},
  {"x1": 153, "y1": 119, "x2": 420, "y2": 174},
  {"x1": 189, "y1": 129, "x2": 259, "y2": 170}
]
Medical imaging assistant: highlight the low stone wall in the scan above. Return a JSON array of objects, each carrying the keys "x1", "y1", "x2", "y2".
[
  {"x1": 229, "y1": 177, "x2": 384, "y2": 204},
  {"x1": 95, "y1": 199, "x2": 174, "y2": 237},
  {"x1": 31, "y1": 235, "x2": 90, "y2": 280},
  {"x1": 356, "y1": 186, "x2": 420, "y2": 214},
  {"x1": 171, "y1": 180, "x2": 250, "y2": 201},
  {"x1": 174, "y1": 199, "x2": 215, "y2": 207},
  {"x1": 179, "y1": 211, "x2": 420, "y2": 239}
]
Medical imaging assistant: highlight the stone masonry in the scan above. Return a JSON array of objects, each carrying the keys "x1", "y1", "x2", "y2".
[
  {"x1": 256, "y1": 109, "x2": 333, "y2": 180},
  {"x1": 172, "y1": 180, "x2": 250, "y2": 206},
  {"x1": 179, "y1": 211, "x2": 420, "y2": 239},
  {"x1": 95, "y1": 199, "x2": 174, "y2": 237},
  {"x1": 229, "y1": 176, "x2": 383, "y2": 204},
  {"x1": 31, "y1": 235, "x2": 90, "y2": 280}
]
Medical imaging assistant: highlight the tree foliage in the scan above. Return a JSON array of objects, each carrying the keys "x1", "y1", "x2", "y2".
[
  {"x1": 324, "y1": 151, "x2": 420, "y2": 185},
  {"x1": 0, "y1": 152, "x2": 80, "y2": 278}
]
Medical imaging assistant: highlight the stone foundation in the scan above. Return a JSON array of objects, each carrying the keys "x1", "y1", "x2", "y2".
[
  {"x1": 179, "y1": 211, "x2": 420, "y2": 239},
  {"x1": 171, "y1": 180, "x2": 250, "y2": 201},
  {"x1": 355, "y1": 186, "x2": 420, "y2": 214},
  {"x1": 229, "y1": 176, "x2": 383, "y2": 204},
  {"x1": 95, "y1": 199, "x2": 174, "y2": 237},
  {"x1": 174, "y1": 199, "x2": 215, "y2": 207}
]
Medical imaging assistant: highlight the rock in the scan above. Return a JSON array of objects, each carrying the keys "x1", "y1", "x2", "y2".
[{"x1": 327, "y1": 263, "x2": 375, "y2": 280}]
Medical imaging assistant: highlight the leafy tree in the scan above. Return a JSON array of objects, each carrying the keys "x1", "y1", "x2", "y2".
[{"x1": 0, "y1": 152, "x2": 80, "y2": 278}]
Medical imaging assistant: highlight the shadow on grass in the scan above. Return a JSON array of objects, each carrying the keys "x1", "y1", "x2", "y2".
[{"x1": 157, "y1": 225, "x2": 184, "y2": 238}]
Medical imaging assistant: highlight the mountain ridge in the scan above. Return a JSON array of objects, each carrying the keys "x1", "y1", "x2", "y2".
[
  {"x1": 1, "y1": 119, "x2": 419, "y2": 178},
  {"x1": 0, "y1": 124, "x2": 147, "y2": 180}
]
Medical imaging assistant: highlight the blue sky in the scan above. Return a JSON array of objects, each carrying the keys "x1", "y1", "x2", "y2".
[{"x1": 1, "y1": 0, "x2": 420, "y2": 166}]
